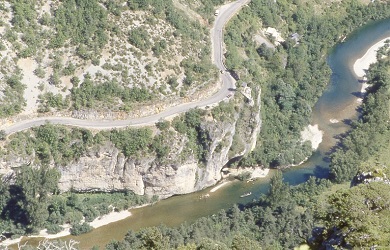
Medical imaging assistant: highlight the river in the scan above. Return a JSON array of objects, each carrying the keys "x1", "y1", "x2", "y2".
[{"x1": 16, "y1": 18, "x2": 390, "y2": 249}]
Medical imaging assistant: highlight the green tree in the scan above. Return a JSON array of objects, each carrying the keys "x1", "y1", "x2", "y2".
[{"x1": 10, "y1": 165, "x2": 60, "y2": 232}]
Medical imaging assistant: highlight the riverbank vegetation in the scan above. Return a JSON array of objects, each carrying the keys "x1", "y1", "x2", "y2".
[
  {"x1": 330, "y1": 47, "x2": 390, "y2": 183},
  {"x1": 223, "y1": 0, "x2": 390, "y2": 168},
  {"x1": 103, "y1": 173, "x2": 332, "y2": 250},
  {"x1": 0, "y1": 165, "x2": 152, "y2": 237}
]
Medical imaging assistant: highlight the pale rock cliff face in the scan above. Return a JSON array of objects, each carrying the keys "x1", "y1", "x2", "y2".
[
  {"x1": 0, "y1": 90, "x2": 262, "y2": 198},
  {"x1": 58, "y1": 117, "x2": 241, "y2": 198},
  {"x1": 194, "y1": 120, "x2": 237, "y2": 191}
]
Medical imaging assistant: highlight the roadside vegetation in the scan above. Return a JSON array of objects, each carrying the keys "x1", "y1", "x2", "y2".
[{"x1": 175, "y1": 0, "x2": 228, "y2": 22}]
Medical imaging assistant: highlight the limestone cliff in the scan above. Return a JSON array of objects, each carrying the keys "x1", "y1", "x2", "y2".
[{"x1": 0, "y1": 88, "x2": 261, "y2": 198}]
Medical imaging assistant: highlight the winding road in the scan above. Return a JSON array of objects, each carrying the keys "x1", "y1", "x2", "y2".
[{"x1": 2, "y1": 0, "x2": 250, "y2": 135}]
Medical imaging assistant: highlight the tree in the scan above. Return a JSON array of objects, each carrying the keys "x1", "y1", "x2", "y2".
[
  {"x1": 267, "y1": 170, "x2": 290, "y2": 208},
  {"x1": 0, "y1": 130, "x2": 6, "y2": 140},
  {"x1": 231, "y1": 234, "x2": 262, "y2": 250},
  {"x1": 14, "y1": 165, "x2": 60, "y2": 231},
  {"x1": 0, "y1": 177, "x2": 10, "y2": 209},
  {"x1": 138, "y1": 227, "x2": 169, "y2": 249},
  {"x1": 70, "y1": 222, "x2": 92, "y2": 236}
]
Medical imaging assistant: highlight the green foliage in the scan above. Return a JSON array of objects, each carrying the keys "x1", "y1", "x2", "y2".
[
  {"x1": 34, "y1": 66, "x2": 45, "y2": 78},
  {"x1": 330, "y1": 50, "x2": 390, "y2": 182},
  {"x1": 127, "y1": 0, "x2": 150, "y2": 11},
  {"x1": 167, "y1": 76, "x2": 179, "y2": 89},
  {"x1": 235, "y1": 171, "x2": 251, "y2": 181},
  {"x1": 0, "y1": 165, "x2": 60, "y2": 233},
  {"x1": 0, "y1": 74, "x2": 26, "y2": 118},
  {"x1": 46, "y1": 223, "x2": 63, "y2": 234},
  {"x1": 0, "y1": 130, "x2": 6, "y2": 140},
  {"x1": 6, "y1": 124, "x2": 95, "y2": 165},
  {"x1": 211, "y1": 99, "x2": 235, "y2": 122},
  {"x1": 156, "y1": 120, "x2": 170, "y2": 131},
  {"x1": 71, "y1": 77, "x2": 153, "y2": 110},
  {"x1": 38, "y1": 92, "x2": 69, "y2": 112},
  {"x1": 110, "y1": 128, "x2": 153, "y2": 157},
  {"x1": 152, "y1": 39, "x2": 167, "y2": 56},
  {"x1": 231, "y1": 234, "x2": 263, "y2": 250},
  {"x1": 9, "y1": 0, "x2": 38, "y2": 32},
  {"x1": 62, "y1": 62, "x2": 77, "y2": 76},
  {"x1": 104, "y1": 1, "x2": 123, "y2": 16},
  {"x1": 228, "y1": 0, "x2": 390, "y2": 168},
  {"x1": 70, "y1": 222, "x2": 92, "y2": 236},
  {"x1": 181, "y1": 57, "x2": 217, "y2": 86},
  {"x1": 314, "y1": 182, "x2": 390, "y2": 249},
  {"x1": 172, "y1": 109, "x2": 211, "y2": 164},
  {"x1": 150, "y1": 131, "x2": 171, "y2": 160},
  {"x1": 51, "y1": 0, "x2": 108, "y2": 51},
  {"x1": 128, "y1": 28, "x2": 152, "y2": 51}
]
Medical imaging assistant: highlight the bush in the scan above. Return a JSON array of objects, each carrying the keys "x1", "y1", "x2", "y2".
[
  {"x1": 236, "y1": 171, "x2": 251, "y2": 181},
  {"x1": 46, "y1": 224, "x2": 63, "y2": 234},
  {"x1": 156, "y1": 120, "x2": 170, "y2": 131},
  {"x1": 70, "y1": 222, "x2": 92, "y2": 236}
]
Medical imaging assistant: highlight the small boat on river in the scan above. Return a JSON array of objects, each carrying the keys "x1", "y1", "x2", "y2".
[{"x1": 240, "y1": 192, "x2": 252, "y2": 198}]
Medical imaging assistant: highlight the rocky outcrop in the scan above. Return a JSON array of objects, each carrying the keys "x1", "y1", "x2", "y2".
[
  {"x1": 67, "y1": 96, "x2": 260, "y2": 198},
  {"x1": 352, "y1": 170, "x2": 390, "y2": 187},
  {"x1": 0, "y1": 89, "x2": 262, "y2": 198}
]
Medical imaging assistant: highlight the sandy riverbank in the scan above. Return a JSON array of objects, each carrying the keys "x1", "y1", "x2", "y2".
[
  {"x1": 209, "y1": 167, "x2": 270, "y2": 193},
  {"x1": 301, "y1": 124, "x2": 323, "y2": 150},
  {"x1": 210, "y1": 181, "x2": 230, "y2": 193},
  {"x1": 353, "y1": 37, "x2": 390, "y2": 78},
  {"x1": 0, "y1": 210, "x2": 132, "y2": 247}
]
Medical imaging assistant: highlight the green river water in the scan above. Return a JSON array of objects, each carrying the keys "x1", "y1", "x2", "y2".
[{"x1": 16, "y1": 18, "x2": 390, "y2": 249}]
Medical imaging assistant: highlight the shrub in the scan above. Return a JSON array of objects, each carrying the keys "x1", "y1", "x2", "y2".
[{"x1": 70, "y1": 222, "x2": 92, "y2": 236}]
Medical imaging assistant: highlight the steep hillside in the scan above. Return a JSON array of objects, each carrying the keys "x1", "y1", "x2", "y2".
[{"x1": 0, "y1": 0, "x2": 219, "y2": 119}]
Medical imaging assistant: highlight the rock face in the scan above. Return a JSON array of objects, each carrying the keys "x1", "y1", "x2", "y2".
[
  {"x1": 1, "y1": 90, "x2": 262, "y2": 199},
  {"x1": 352, "y1": 170, "x2": 390, "y2": 187}
]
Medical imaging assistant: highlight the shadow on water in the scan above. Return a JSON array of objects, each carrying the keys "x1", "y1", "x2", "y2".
[
  {"x1": 351, "y1": 91, "x2": 365, "y2": 99},
  {"x1": 342, "y1": 118, "x2": 354, "y2": 126},
  {"x1": 314, "y1": 165, "x2": 330, "y2": 179}
]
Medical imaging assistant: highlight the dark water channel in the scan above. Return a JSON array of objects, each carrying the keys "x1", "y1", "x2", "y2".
[{"x1": 17, "y1": 19, "x2": 390, "y2": 249}]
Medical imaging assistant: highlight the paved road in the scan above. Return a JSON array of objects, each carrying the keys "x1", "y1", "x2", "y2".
[{"x1": 2, "y1": 0, "x2": 250, "y2": 135}]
